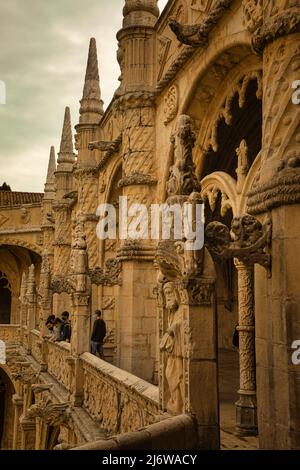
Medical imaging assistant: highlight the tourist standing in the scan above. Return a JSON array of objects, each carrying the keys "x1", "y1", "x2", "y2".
[{"x1": 91, "y1": 310, "x2": 106, "y2": 359}]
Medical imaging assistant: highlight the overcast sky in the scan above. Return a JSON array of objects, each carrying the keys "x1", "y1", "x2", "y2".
[{"x1": 0, "y1": 0, "x2": 168, "y2": 192}]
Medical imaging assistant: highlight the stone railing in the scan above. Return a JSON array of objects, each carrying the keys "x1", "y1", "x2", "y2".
[
  {"x1": 0, "y1": 324, "x2": 21, "y2": 343},
  {"x1": 72, "y1": 414, "x2": 198, "y2": 450},
  {"x1": 46, "y1": 340, "x2": 71, "y2": 390},
  {"x1": 81, "y1": 353, "x2": 161, "y2": 436},
  {"x1": 30, "y1": 329, "x2": 43, "y2": 363}
]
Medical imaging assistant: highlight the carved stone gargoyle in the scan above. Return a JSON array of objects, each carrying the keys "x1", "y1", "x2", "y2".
[
  {"x1": 27, "y1": 401, "x2": 72, "y2": 428},
  {"x1": 169, "y1": 0, "x2": 233, "y2": 47},
  {"x1": 205, "y1": 214, "x2": 272, "y2": 269}
]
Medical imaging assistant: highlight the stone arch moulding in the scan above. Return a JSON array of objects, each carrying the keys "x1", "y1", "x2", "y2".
[
  {"x1": 179, "y1": 31, "x2": 260, "y2": 115},
  {"x1": 100, "y1": 160, "x2": 122, "y2": 266},
  {"x1": 0, "y1": 364, "x2": 17, "y2": 390},
  {"x1": 201, "y1": 171, "x2": 238, "y2": 217},
  {"x1": 103, "y1": 159, "x2": 122, "y2": 207},
  {"x1": 0, "y1": 238, "x2": 43, "y2": 257},
  {"x1": 239, "y1": 150, "x2": 262, "y2": 215},
  {"x1": 186, "y1": 55, "x2": 262, "y2": 179}
]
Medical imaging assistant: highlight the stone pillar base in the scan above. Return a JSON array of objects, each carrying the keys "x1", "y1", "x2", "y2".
[{"x1": 235, "y1": 392, "x2": 258, "y2": 436}]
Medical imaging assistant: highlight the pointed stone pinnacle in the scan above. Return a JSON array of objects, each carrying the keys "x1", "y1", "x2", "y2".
[
  {"x1": 79, "y1": 38, "x2": 104, "y2": 124},
  {"x1": 85, "y1": 38, "x2": 99, "y2": 83},
  {"x1": 44, "y1": 146, "x2": 56, "y2": 194},
  {"x1": 58, "y1": 107, "x2": 75, "y2": 164}
]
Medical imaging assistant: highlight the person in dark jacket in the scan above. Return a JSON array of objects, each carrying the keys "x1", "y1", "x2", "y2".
[
  {"x1": 91, "y1": 310, "x2": 106, "y2": 358},
  {"x1": 232, "y1": 324, "x2": 239, "y2": 349},
  {"x1": 57, "y1": 311, "x2": 71, "y2": 343}
]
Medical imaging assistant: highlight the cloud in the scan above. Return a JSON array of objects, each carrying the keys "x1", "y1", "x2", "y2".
[{"x1": 0, "y1": 0, "x2": 168, "y2": 192}]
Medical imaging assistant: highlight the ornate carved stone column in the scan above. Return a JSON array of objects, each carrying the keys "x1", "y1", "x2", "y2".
[
  {"x1": 20, "y1": 416, "x2": 36, "y2": 450},
  {"x1": 25, "y1": 265, "x2": 37, "y2": 354},
  {"x1": 107, "y1": 0, "x2": 159, "y2": 382},
  {"x1": 156, "y1": 114, "x2": 219, "y2": 449},
  {"x1": 70, "y1": 218, "x2": 90, "y2": 406},
  {"x1": 19, "y1": 272, "x2": 28, "y2": 345},
  {"x1": 38, "y1": 253, "x2": 52, "y2": 371},
  {"x1": 234, "y1": 260, "x2": 257, "y2": 436},
  {"x1": 244, "y1": 1, "x2": 300, "y2": 449},
  {"x1": 12, "y1": 394, "x2": 24, "y2": 449}
]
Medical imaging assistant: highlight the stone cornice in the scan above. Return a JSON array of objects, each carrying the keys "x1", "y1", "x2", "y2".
[
  {"x1": 252, "y1": 7, "x2": 300, "y2": 55},
  {"x1": 117, "y1": 241, "x2": 155, "y2": 261}
]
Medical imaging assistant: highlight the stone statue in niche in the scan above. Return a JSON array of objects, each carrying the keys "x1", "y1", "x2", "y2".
[{"x1": 160, "y1": 281, "x2": 184, "y2": 414}]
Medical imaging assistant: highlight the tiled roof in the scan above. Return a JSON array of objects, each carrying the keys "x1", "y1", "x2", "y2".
[{"x1": 0, "y1": 191, "x2": 44, "y2": 207}]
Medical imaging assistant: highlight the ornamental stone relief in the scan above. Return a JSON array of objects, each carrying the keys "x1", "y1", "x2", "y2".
[{"x1": 164, "y1": 85, "x2": 179, "y2": 125}]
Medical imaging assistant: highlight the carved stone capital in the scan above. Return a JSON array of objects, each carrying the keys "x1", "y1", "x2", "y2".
[
  {"x1": 205, "y1": 214, "x2": 272, "y2": 269},
  {"x1": 71, "y1": 293, "x2": 90, "y2": 306},
  {"x1": 89, "y1": 259, "x2": 122, "y2": 286},
  {"x1": 73, "y1": 166, "x2": 99, "y2": 179},
  {"x1": 113, "y1": 91, "x2": 156, "y2": 111},
  {"x1": 184, "y1": 278, "x2": 215, "y2": 306},
  {"x1": 51, "y1": 276, "x2": 74, "y2": 294}
]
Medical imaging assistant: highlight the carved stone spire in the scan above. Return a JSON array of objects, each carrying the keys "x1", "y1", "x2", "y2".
[
  {"x1": 44, "y1": 146, "x2": 56, "y2": 195},
  {"x1": 123, "y1": 0, "x2": 159, "y2": 27},
  {"x1": 57, "y1": 107, "x2": 75, "y2": 164},
  {"x1": 79, "y1": 38, "x2": 104, "y2": 125}
]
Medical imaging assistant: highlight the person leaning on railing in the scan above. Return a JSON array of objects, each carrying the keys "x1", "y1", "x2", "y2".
[{"x1": 56, "y1": 311, "x2": 71, "y2": 343}]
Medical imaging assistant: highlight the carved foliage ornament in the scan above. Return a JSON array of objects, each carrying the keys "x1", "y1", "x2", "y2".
[
  {"x1": 242, "y1": 0, "x2": 263, "y2": 33},
  {"x1": 164, "y1": 85, "x2": 179, "y2": 125},
  {"x1": 205, "y1": 214, "x2": 272, "y2": 269},
  {"x1": 89, "y1": 259, "x2": 122, "y2": 286}
]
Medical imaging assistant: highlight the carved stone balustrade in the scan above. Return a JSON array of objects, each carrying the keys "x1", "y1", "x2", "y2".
[{"x1": 81, "y1": 353, "x2": 162, "y2": 435}]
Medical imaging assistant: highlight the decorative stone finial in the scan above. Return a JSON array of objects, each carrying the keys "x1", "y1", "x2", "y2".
[
  {"x1": 57, "y1": 107, "x2": 75, "y2": 164},
  {"x1": 79, "y1": 38, "x2": 104, "y2": 124}
]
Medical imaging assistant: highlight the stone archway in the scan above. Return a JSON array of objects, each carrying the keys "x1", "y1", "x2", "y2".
[
  {"x1": 0, "y1": 366, "x2": 15, "y2": 449},
  {"x1": 0, "y1": 271, "x2": 12, "y2": 324}
]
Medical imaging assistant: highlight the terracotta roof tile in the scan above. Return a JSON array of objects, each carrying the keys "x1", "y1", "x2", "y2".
[{"x1": 0, "y1": 191, "x2": 43, "y2": 207}]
